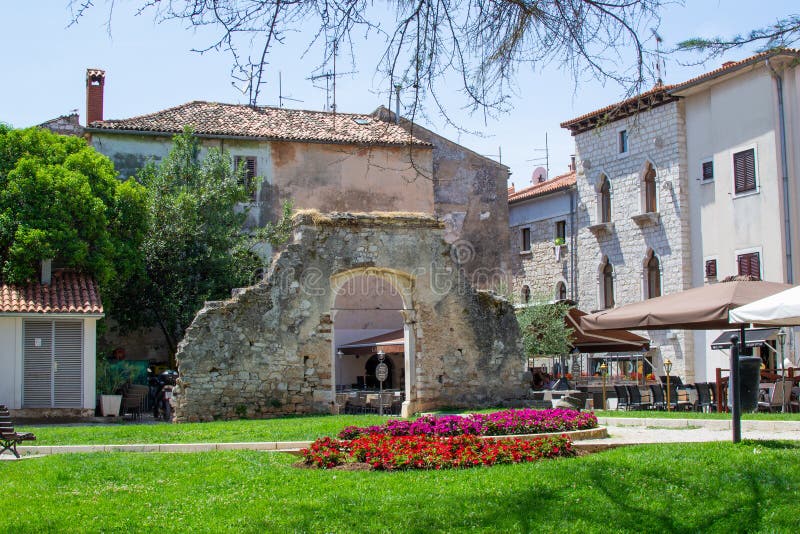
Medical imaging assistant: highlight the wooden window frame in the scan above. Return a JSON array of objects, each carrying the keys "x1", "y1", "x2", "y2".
[
  {"x1": 234, "y1": 156, "x2": 258, "y2": 201},
  {"x1": 618, "y1": 129, "x2": 628, "y2": 154},
  {"x1": 704, "y1": 258, "x2": 718, "y2": 279},
  {"x1": 701, "y1": 158, "x2": 714, "y2": 183},
  {"x1": 521, "y1": 228, "x2": 531, "y2": 252},
  {"x1": 736, "y1": 250, "x2": 762, "y2": 280},
  {"x1": 602, "y1": 261, "x2": 615, "y2": 309},
  {"x1": 645, "y1": 253, "x2": 661, "y2": 299},
  {"x1": 599, "y1": 176, "x2": 611, "y2": 223},
  {"x1": 554, "y1": 220, "x2": 566, "y2": 241},
  {"x1": 732, "y1": 147, "x2": 757, "y2": 196}
]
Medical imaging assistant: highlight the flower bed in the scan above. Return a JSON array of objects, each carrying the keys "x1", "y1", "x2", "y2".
[
  {"x1": 338, "y1": 408, "x2": 597, "y2": 440},
  {"x1": 301, "y1": 434, "x2": 575, "y2": 470}
]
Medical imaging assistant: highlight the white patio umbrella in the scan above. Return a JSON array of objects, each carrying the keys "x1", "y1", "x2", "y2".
[{"x1": 728, "y1": 284, "x2": 800, "y2": 325}]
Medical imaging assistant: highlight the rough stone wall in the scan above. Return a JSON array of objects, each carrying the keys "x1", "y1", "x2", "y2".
[
  {"x1": 573, "y1": 101, "x2": 695, "y2": 380},
  {"x1": 173, "y1": 213, "x2": 528, "y2": 421},
  {"x1": 510, "y1": 215, "x2": 572, "y2": 304}
]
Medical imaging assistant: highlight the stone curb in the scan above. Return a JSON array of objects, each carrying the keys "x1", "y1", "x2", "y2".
[
  {"x1": 13, "y1": 427, "x2": 607, "y2": 458},
  {"x1": 597, "y1": 417, "x2": 800, "y2": 432}
]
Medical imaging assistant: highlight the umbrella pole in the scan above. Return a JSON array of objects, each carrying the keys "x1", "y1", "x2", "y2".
[{"x1": 731, "y1": 335, "x2": 742, "y2": 444}]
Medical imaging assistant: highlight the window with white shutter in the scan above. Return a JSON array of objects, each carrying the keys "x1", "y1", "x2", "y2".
[{"x1": 23, "y1": 320, "x2": 83, "y2": 408}]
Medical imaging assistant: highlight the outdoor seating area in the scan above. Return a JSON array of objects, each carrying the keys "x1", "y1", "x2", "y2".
[
  {"x1": 607, "y1": 381, "x2": 715, "y2": 412},
  {"x1": 336, "y1": 390, "x2": 405, "y2": 415}
]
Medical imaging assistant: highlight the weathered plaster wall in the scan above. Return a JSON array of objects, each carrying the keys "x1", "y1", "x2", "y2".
[
  {"x1": 173, "y1": 213, "x2": 528, "y2": 421},
  {"x1": 269, "y1": 141, "x2": 434, "y2": 214},
  {"x1": 573, "y1": 101, "x2": 695, "y2": 380},
  {"x1": 380, "y1": 111, "x2": 512, "y2": 288}
]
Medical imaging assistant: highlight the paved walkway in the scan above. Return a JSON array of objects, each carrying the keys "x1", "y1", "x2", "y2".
[
  {"x1": 4, "y1": 418, "x2": 799, "y2": 460},
  {"x1": 576, "y1": 417, "x2": 800, "y2": 450}
]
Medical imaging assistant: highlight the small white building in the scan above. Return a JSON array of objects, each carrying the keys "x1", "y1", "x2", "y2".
[
  {"x1": 508, "y1": 170, "x2": 577, "y2": 305},
  {"x1": 0, "y1": 270, "x2": 103, "y2": 417}
]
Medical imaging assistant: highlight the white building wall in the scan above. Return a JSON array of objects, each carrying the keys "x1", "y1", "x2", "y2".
[
  {"x1": 83, "y1": 319, "x2": 98, "y2": 410},
  {"x1": 573, "y1": 101, "x2": 695, "y2": 380},
  {"x1": 0, "y1": 318, "x2": 19, "y2": 409},
  {"x1": 682, "y1": 62, "x2": 800, "y2": 380}
]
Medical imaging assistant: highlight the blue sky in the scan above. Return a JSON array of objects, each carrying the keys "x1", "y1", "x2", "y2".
[{"x1": 2, "y1": 1, "x2": 796, "y2": 185}]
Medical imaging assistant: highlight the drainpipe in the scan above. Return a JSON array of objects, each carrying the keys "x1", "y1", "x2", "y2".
[
  {"x1": 570, "y1": 187, "x2": 577, "y2": 301},
  {"x1": 766, "y1": 58, "x2": 793, "y2": 284}
]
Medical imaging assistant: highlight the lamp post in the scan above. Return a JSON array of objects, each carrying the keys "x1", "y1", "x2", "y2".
[
  {"x1": 600, "y1": 362, "x2": 608, "y2": 410},
  {"x1": 664, "y1": 358, "x2": 673, "y2": 412},
  {"x1": 778, "y1": 328, "x2": 788, "y2": 412}
]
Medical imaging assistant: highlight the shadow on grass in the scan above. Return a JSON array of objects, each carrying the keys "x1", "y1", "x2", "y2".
[{"x1": 741, "y1": 439, "x2": 800, "y2": 450}]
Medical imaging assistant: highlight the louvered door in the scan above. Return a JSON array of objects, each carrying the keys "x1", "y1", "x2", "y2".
[
  {"x1": 23, "y1": 321, "x2": 53, "y2": 407},
  {"x1": 54, "y1": 321, "x2": 83, "y2": 407},
  {"x1": 23, "y1": 320, "x2": 83, "y2": 408}
]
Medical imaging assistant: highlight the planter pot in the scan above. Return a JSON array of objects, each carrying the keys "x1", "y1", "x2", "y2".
[{"x1": 100, "y1": 394, "x2": 122, "y2": 417}]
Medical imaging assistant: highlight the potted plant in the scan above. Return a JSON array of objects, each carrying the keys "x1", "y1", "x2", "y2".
[
  {"x1": 554, "y1": 237, "x2": 566, "y2": 247},
  {"x1": 96, "y1": 357, "x2": 132, "y2": 416}
]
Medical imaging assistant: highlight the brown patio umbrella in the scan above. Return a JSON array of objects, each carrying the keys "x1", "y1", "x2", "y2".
[
  {"x1": 580, "y1": 278, "x2": 791, "y2": 331},
  {"x1": 566, "y1": 308, "x2": 650, "y2": 352}
]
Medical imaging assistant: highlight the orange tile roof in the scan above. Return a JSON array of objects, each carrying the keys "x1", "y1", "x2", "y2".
[
  {"x1": 88, "y1": 101, "x2": 431, "y2": 147},
  {"x1": 508, "y1": 171, "x2": 576, "y2": 203},
  {"x1": 0, "y1": 271, "x2": 103, "y2": 315},
  {"x1": 561, "y1": 49, "x2": 800, "y2": 135}
]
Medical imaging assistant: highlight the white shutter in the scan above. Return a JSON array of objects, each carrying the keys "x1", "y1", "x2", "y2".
[
  {"x1": 23, "y1": 321, "x2": 53, "y2": 408},
  {"x1": 54, "y1": 321, "x2": 83, "y2": 408}
]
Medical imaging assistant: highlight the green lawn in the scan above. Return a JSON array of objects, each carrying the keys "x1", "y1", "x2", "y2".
[
  {"x1": 17, "y1": 414, "x2": 391, "y2": 446},
  {"x1": 18, "y1": 410, "x2": 800, "y2": 448},
  {"x1": 2, "y1": 441, "x2": 799, "y2": 532}
]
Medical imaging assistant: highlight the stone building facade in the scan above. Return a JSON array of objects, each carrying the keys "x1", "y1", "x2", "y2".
[
  {"x1": 563, "y1": 92, "x2": 695, "y2": 380},
  {"x1": 173, "y1": 212, "x2": 528, "y2": 421},
  {"x1": 508, "y1": 171, "x2": 576, "y2": 305}
]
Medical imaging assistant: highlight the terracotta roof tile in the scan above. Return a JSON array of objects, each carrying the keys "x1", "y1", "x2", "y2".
[
  {"x1": 0, "y1": 271, "x2": 103, "y2": 315},
  {"x1": 88, "y1": 101, "x2": 432, "y2": 147},
  {"x1": 561, "y1": 49, "x2": 800, "y2": 135},
  {"x1": 508, "y1": 171, "x2": 576, "y2": 203}
]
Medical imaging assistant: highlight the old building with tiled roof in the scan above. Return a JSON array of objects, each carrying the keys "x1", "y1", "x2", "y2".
[
  {"x1": 0, "y1": 267, "x2": 104, "y2": 417},
  {"x1": 80, "y1": 70, "x2": 510, "y2": 281},
  {"x1": 508, "y1": 168, "x2": 577, "y2": 306},
  {"x1": 560, "y1": 48, "x2": 800, "y2": 384},
  {"x1": 74, "y1": 69, "x2": 511, "y2": 363}
]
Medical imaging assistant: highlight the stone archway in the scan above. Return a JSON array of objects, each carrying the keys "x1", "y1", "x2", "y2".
[
  {"x1": 330, "y1": 268, "x2": 416, "y2": 416},
  {"x1": 173, "y1": 213, "x2": 526, "y2": 422}
]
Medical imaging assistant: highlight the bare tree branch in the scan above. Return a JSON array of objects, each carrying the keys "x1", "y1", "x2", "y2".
[{"x1": 69, "y1": 0, "x2": 664, "y2": 116}]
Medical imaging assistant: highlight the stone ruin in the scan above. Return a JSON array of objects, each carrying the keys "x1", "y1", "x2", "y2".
[{"x1": 172, "y1": 212, "x2": 529, "y2": 421}]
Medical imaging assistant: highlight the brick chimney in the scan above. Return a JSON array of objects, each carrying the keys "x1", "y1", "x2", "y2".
[{"x1": 86, "y1": 68, "x2": 106, "y2": 125}]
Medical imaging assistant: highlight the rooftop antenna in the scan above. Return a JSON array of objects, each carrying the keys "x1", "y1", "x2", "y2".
[
  {"x1": 526, "y1": 133, "x2": 550, "y2": 175},
  {"x1": 277, "y1": 71, "x2": 303, "y2": 108},
  {"x1": 652, "y1": 29, "x2": 665, "y2": 86}
]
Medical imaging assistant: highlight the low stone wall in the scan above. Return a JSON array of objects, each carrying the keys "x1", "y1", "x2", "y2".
[{"x1": 173, "y1": 212, "x2": 529, "y2": 422}]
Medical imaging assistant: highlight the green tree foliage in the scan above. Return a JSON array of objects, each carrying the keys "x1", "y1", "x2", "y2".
[
  {"x1": 0, "y1": 126, "x2": 147, "y2": 303},
  {"x1": 517, "y1": 301, "x2": 574, "y2": 358},
  {"x1": 136, "y1": 128, "x2": 292, "y2": 356}
]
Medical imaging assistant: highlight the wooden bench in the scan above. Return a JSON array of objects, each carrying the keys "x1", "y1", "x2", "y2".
[{"x1": 0, "y1": 405, "x2": 36, "y2": 458}]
